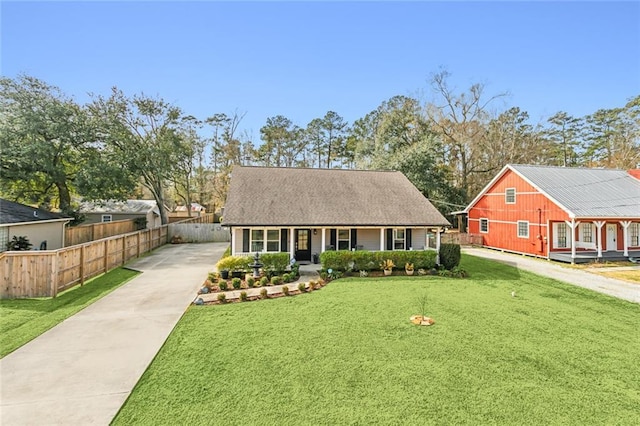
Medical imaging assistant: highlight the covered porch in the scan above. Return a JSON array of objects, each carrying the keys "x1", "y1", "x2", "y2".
[
  {"x1": 550, "y1": 249, "x2": 640, "y2": 264},
  {"x1": 230, "y1": 226, "x2": 446, "y2": 262}
]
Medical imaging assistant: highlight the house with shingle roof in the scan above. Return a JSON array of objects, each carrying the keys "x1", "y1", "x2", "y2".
[
  {"x1": 460, "y1": 164, "x2": 640, "y2": 263},
  {"x1": 79, "y1": 200, "x2": 163, "y2": 229},
  {"x1": 0, "y1": 199, "x2": 71, "y2": 251},
  {"x1": 222, "y1": 166, "x2": 450, "y2": 261}
]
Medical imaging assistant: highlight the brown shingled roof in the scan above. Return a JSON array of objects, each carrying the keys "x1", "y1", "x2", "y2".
[{"x1": 222, "y1": 166, "x2": 450, "y2": 227}]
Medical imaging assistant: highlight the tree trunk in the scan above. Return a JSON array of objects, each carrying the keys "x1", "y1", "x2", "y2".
[{"x1": 56, "y1": 181, "x2": 72, "y2": 212}]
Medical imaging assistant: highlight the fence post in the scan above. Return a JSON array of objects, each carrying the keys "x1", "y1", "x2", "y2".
[
  {"x1": 104, "y1": 240, "x2": 108, "y2": 273},
  {"x1": 121, "y1": 237, "x2": 126, "y2": 265},
  {"x1": 80, "y1": 245, "x2": 85, "y2": 285},
  {"x1": 50, "y1": 253, "x2": 59, "y2": 298},
  {"x1": 137, "y1": 232, "x2": 141, "y2": 258}
]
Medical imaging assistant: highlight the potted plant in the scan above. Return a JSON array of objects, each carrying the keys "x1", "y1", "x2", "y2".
[
  {"x1": 380, "y1": 259, "x2": 395, "y2": 276},
  {"x1": 405, "y1": 263, "x2": 414, "y2": 276}
]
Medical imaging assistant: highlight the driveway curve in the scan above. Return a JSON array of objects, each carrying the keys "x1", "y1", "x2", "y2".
[
  {"x1": 464, "y1": 247, "x2": 639, "y2": 304},
  {"x1": 0, "y1": 242, "x2": 227, "y2": 426}
]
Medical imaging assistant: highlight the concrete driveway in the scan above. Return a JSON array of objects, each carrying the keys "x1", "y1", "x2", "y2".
[
  {"x1": 464, "y1": 247, "x2": 639, "y2": 304},
  {"x1": 0, "y1": 242, "x2": 227, "y2": 426}
]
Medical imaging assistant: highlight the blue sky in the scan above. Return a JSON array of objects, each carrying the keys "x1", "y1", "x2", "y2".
[{"x1": 2, "y1": 1, "x2": 639, "y2": 140}]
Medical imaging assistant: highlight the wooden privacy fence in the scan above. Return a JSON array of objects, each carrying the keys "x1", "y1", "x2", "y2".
[
  {"x1": 65, "y1": 219, "x2": 137, "y2": 246},
  {"x1": 441, "y1": 233, "x2": 483, "y2": 246},
  {"x1": 1, "y1": 226, "x2": 168, "y2": 299}
]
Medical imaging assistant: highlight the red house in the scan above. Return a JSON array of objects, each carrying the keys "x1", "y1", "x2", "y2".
[{"x1": 461, "y1": 165, "x2": 640, "y2": 263}]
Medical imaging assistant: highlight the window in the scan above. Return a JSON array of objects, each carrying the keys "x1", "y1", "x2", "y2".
[
  {"x1": 266, "y1": 230, "x2": 280, "y2": 252},
  {"x1": 393, "y1": 229, "x2": 405, "y2": 250},
  {"x1": 517, "y1": 221, "x2": 529, "y2": 238},
  {"x1": 582, "y1": 223, "x2": 593, "y2": 243},
  {"x1": 630, "y1": 223, "x2": 639, "y2": 247},
  {"x1": 480, "y1": 218, "x2": 489, "y2": 233},
  {"x1": 251, "y1": 229, "x2": 264, "y2": 252},
  {"x1": 505, "y1": 188, "x2": 516, "y2": 204},
  {"x1": 0, "y1": 227, "x2": 8, "y2": 252},
  {"x1": 101, "y1": 215, "x2": 112, "y2": 223},
  {"x1": 337, "y1": 229, "x2": 350, "y2": 250},
  {"x1": 556, "y1": 222, "x2": 567, "y2": 248}
]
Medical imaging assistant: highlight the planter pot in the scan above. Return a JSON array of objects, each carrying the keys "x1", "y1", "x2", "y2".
[
  {"x1": 231, "y1": 271, "x2": 243, "y2": 279},
  {"x1": 384, "y1": 269, "x2": 392, "y2": 276},
  {"x1": 406, "y1": 270, "x2": 414, "y2": 276},
  {"x1": 220, "y1": 270, "x2": 229, "y2": 279}
]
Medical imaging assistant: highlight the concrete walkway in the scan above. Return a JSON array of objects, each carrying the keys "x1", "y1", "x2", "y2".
[
  {"x1": 0, "y1": 242, "x2": 227, "y2": 426},
  {"x1": 463, "y1": 247, "x2": 639, "y2": 304}
]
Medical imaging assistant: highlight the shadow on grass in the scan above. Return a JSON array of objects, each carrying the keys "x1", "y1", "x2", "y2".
[{"x1": 461, "y1": 254, "x2": 521, "y2": 281}]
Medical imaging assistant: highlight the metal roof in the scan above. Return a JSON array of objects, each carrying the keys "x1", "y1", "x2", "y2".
[
  {"x1": 79, "y1": 200, "x2": 159, "y2": 215},
  {"x1": 510, "y1": 165, "x2": 640, "y2": 218}
]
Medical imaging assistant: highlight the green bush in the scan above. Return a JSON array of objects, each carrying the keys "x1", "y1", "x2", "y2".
[
  {"x1": 282, "y1": 285, "x2": 289, "y2": 296},
  {"x1": 439, "y1": 244, "x2": 461, "y2": 270},
  {"x1": 219, "y1": 280, "x2": 228, "y2": 291},
  {"x1": 260, "y1": 288, "x2": 268, "y2": 299},
  {"x1": 282, "y1": 273, "x2": 292, "y2": 283},
  {"x1": 271, "y1": 276, "x2": 283, "y2": 286},
  {"x1": 239, "y1": 291, "x2": 248, "y2": 302},
  {"x1": 232, "y1": 278, "x2": 242, "y2": 289},
  {"x1": 217, "y1": 293, "x2": 226, "y2": 303},
  {"x1": 260, "y1": 276, "x2": 269, "y2": 287},
  {"x1": 260, "y1": 253, "x2": 290, "y2": 274},
  {"x1": 222, "y1": 245, "x2": 231, "y2": 258},
  {"x1": 320, "y1": 250, "x2": 437, "y2": 272},
  {"x1": 298, "y1": 282, "x2": 306, "y2": 292},
  {"x1": 216, "y1": 256, "x2": 251, "y2": 272},
  {"x1": 247, "y1": 277, "x2": 255, "y2": 287}
]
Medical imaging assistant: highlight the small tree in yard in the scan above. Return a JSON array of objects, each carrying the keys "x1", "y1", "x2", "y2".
[
  {"x1": 7, "y1": 236, "x2": 32, "y2": 251},
  {"x1": 439, "y1": 244, "x2": 461, "y2": 270}
]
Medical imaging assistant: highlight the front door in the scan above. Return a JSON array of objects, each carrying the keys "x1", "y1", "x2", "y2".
[
  {"x1": 295, "y1": 229, "x2": 311, "y2": 261},
  {"x1": 606, "y1": 224, "x2": 617, "y2": 251}
]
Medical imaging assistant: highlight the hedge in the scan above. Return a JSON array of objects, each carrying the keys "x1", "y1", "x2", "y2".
[
  {"x1": 439, "y1": 244, "x2": 461, "y2": 270},
  {"x1": 320, "y1": 250, "x2": 437, "y2": 272},
  {"x1": 215, "y1": 252, "x2": 291, "y2": 273}
]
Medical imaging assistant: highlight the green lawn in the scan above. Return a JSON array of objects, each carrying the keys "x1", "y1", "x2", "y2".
[
  {"x1": 113, "y1": 256, "x2": 640, "y2": 425},
  {"x1": 0, "y1": 267, "x2": 139, "y2": 358}
]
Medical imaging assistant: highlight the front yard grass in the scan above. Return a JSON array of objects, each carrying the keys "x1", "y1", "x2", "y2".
[
  {"x1": 595, "y1": 269, "x2": 640, "y2": 284},
  {"x1": 0, "y1": 267, "x2": 139, "y2": 358},
  {"x1": 113, "y1": 255, "x2": 640, "y2": 425}
]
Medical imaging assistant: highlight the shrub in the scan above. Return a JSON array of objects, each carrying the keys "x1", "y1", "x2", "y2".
[
  {"x1": 240, "y1": 280, "x2": 249, "y2": 289},
  {"x1": 247, "y1": 277, "x2": 255, "y2": 287},
  {"x1": 260, "y1": 276, "x2": 269, "y2": 287},
  {"x1": 298, "y1": 282, "x2": 306, "y2": 292},
  {"x1": 451, "y1": 266, "x2": 468, "y2": 278},
  {"x1": 282, "y1": 273, "x2": 292, "y2": 283},
  {"x1": 282, "y1": 285, "x2": 289, "y2": 296},
  {"x1": 308, "y1": 280, "x2": 316, "y2": 290},
  {"x1": 239, "y1": 291, "x2": 248, "y2": 302},
  {"x1": 7, "y1": 235, "x2": 32, "y2": 251},
  {"x1": 260, "y1": 288, "x2": 268, "y2": 299},
  {"x1": 217, "y1": 293, "x2": 226, "y2": 303},
  {"x1": 320, "y1": 250, "x2": 437, "y2": 272},
  {"x1": 207, "y1": 272, "x2": 219, "y2": 282},
  {"x1": 232, "y1": 277, "x2": 242, "y2": 289},
  {"x1": 260, "y1": 253, "x2": 290, "y2": 275},
  {"x1": 219, "y1": 280, "x2": 228, "y2": 291},
  {"x1": 216, "y1": 256, "x2": 251, "y2": 273},
  {"x1": 222, "y1": 245, "x2": 231, "y2": 258},
  {"x1": 271, "y1": 276, "x2": 283, "y2": 286},
  {"x1": 439, "y1": 244, "x2": 461, "y2": 270}
]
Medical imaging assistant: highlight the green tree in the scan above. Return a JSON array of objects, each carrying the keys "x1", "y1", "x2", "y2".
[
  {"x1": 89, "y1": 88, "x2": 189, "y2": 224},
  {"x1": 545, "y1": 111, "x2": 583, "y2": 167},
  {"x1": 258, "y1": 115, "x2": 303, "y2": 167}
]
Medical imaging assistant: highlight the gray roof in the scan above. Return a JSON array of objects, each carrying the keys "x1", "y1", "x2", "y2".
[
  {"x1": 223, "y1": 166, "x2": 450, "y2": 227},
  {"x1": 0, "y1": 199, "x2": 70, "y2": 225},
  {"x1": 508, "y1": 165, "x2": 639, "y2": 218},
  {"x1": 79, "y1": 200, "x2": 159, "y2": 215}
]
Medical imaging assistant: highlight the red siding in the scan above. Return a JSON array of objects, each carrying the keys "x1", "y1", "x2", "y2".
[{"x1": 467, "y1": 169, "x2": 569, "y2": 257}]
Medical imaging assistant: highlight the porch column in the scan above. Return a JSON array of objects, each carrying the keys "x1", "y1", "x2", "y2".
[
  {"x1": 380, "y1": 228, "x2": 385, "y2": 251},
  {"x1": 565, "y1": 219, "x2": 580, "y2": 263},
  {"x1": 620, "y1": 221, "x2": 631, "y2": 257},
  {"x1": 436, "y1": 228, "x2": 442, "y2": 264},
  {"x1": 321, "y1": 228, "x2": 326, "y2": 253},
  {"x1": 289, "y1": 227, "x2": 295, "y2": 260},
  {"x1": 594, "y1": 221, "x2": 605, "y2": 259},
  {"x1": 230, "y1": 227, "x2": 234, "y2": 256}
]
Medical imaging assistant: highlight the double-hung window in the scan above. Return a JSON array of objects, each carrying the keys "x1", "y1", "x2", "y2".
[
  {"x1": 582, "y1": 224, "x2": 593, "y2": 243},
  {"x1": 266, "y1": 230, "x2": 280, "y2": 252},
  {"x1": 479, "y1": 218, "x2": 489, "y2": 233},
  {"x1": 393, "y1": 229, "x2": 405, "y2": 250},
  {"x1": 630, "y1": 223, "x2": 639, "y2": 246},
  {"x1": 101, "y1": 214, "x2": 112, "y2": 223},
  {"x1": 505, "y1": 188, "x2": 516, "y2": 204},
  {"x1": 556, "y1": 223, "x2": 567, "y2": 248},
  {"x1": 251, "y1": 230, "x2": 264, "y2": 252},
  {"x1": 252, "y1": 229, "x2": 280, "y2": 252},
  {"x1": 517, "y1": 221, "x2": 529, "y2": 238},
  {"x1": 337, "y1": 229, "x2": 350, "y2": 250}
]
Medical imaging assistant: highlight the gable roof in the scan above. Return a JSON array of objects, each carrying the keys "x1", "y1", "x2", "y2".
[
  {"x1": 0, "y1": 199, "x2": 71, "y2": 225},
  {"x1": 464, "y1": 164, "x2": 640, "y2": 219},
  {"x1": 223, "y1": 166, "x2": 450, "y2": 227},
  {"x1": 79, "y1": 200, "x2": 160, "y2": 215}
]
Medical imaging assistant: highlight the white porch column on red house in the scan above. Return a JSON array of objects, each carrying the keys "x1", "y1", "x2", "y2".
[
  {"x1": 594, "y1": 221, "x2": 605, "y2": 259},
  {"x1": 321, "y1": 228, "x2": 326, "y2": 253},
  {"x1": 229, "y1": 226, "x2": 237, "y2": 256},
  {"x1": 565, "y1": 219, "x2": 580, "y2": 263},
  {"x1": 380, "y1": 228, "x2": 385, "y2": 251},
  {"x1": 289, "y1": 227, "x2": 295, "y2": 260},
  {"x1": 620, "y1": 221, "x2": 631, "y2": 257}
]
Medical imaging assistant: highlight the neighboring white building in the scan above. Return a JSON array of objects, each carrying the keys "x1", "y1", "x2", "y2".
[
  {"x1": 79, "y1": 200, "x2": 163, "y2": 229},
  {"x1": 0, "y1": 199, "x2": 71, "y2": 251}
]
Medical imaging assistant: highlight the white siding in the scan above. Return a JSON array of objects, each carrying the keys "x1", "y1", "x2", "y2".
[
  {"x1": 411, "y1": 228, "x2": 426, "y2": 250},
  {"x1": 356, "y1": 229, "x2": 380, "y2": 251}
]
